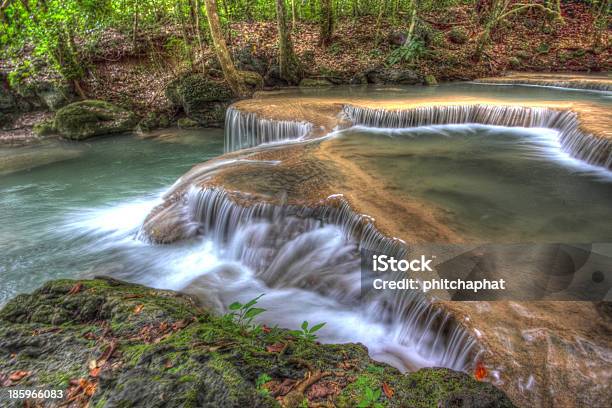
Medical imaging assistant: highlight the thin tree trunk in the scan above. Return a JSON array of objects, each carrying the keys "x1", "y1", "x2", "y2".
[
  {"x1": 291, "y1": 0, "x2": 296, "y2": 26},
  {"x1": 319, "y1": 0, "x2": 334, "y2": 46},
  {"x1": 276, "y1": 0, "x2": 301, "y2": 84},
  {"x1": 203, "y1": 0, "x2": 247, "y2": 97},
  {"x1": 194, "y1": 0, "x2": 207, "y2": 72},
  {"x1": 403, "y1": 5, "x2": 417, "y2": 46}
]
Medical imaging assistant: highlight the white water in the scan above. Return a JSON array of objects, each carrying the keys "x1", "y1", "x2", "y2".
[{"x1": 65, "y1": 186, "x2": 477, "y2": 373}]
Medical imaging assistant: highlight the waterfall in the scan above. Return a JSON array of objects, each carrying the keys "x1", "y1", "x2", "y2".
[
  {"x1": 475, "y1": 78, "x2": 612, "y2": 92},
  {"x1": 180, "y1": 185, "x2": 479, "y2": 372},
  {"x1": 224, "y1": 107, "x2": 313, "y2": 152},
  {"x1": 343, "y1": 104, "x2": 612, "y2": 170}
]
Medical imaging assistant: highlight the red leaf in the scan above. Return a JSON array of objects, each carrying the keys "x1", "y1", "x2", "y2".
[
  {"x1": 382, "y1": 382, "x2": 394, "y2": 398},
  {"x1": 266, "y1": 342, "x2": 285, "y2": 353},
  {"x1": 9, "y1": 370, "x2": 31, "y2": 382},
  {"x1": 474, "y1": 361, "x2": 487, "y2": 381},
  {"x1": 68, "y1": 282, "x2": 83, "y2": 295}
]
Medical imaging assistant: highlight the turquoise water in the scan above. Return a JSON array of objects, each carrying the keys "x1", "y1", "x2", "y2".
[
  {"x1": 0, "y1": 129, "x2": 224, "y2": 304},
  {"x1": 332, "y1": 124, "x2": 612, "y2": 242}
]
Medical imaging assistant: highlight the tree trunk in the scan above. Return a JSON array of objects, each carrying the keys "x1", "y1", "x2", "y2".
[
  {"x1": 319, "y1": 0, "x2": 334, "y2": 46},
  {"x1": 276, "y1": 0, "x2": 301, "y2": 84},
  {"x1": 203, "y1": 0, "x2": 248, "y2": 97},
  {"x1": 194, "y1": 0, "x2": 207, "y2": 72}
]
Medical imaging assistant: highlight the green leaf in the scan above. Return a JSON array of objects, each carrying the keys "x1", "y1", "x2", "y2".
[
  {"x1": 301, "y1": 321, "x2": 309, "y2": 331},
  {"x1": 309, "y1": 322, "x2": 326, "y2": 333},
  {"x1": 229, "y1": 302, "x2": 242, "y2": 310},
  {"x1": 244, "y1": 307, "x2": 266, "y2": 319},
  {"x1": 243, "y1": 294, "x2": 264, "y2": 309}
]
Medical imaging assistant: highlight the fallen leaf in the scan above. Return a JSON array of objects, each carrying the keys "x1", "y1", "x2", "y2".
[
  {"x1": 266, "y1": 342, "x2": 285, "y2": 353},
  {"x1": 9, "y1": 370, "x2": 31, "y2": 382},
  {"x1": 306, "y1": 381, "x2": 338, "y2": 399},
  {"x1": 164, "y1": 360, "x2": 174, "y2": 369},
  {"x1": 133, "y1": 304, "x2": 144, "y2": 314},
  {"x1": 474, "y1": 361, "x2": 487, "y2": 381},
  {"x1": 382, "y1": 382, "x2": 394, "y2": 398},
  {"x1": 68, "y1": 282, "x2": 83, "y2": 295},
  {"x1": 88, "y1": 359, "x2": 98, "y2": 370}
]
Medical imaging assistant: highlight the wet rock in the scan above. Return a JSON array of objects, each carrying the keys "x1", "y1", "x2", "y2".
[
  {"x1": 0, "y1": 278, "x2": 515, "y2": 408},
  {"x1": 365, "y1": 67, "x2": 421, "y2": 85},
  {"x1": 165, "y1": 73, "x2": 233, "y2": 127},
  {"x1": 424, "y1": 74, "x2": 438, "y2": 86},
  {"x1": 136, "y1": 112, "x2": 171, "y2": 133},
  {"x1": 54, "y1": 100, "x2": 137, "y2": 140},
  {"x1": 299, "y1": 78, "x2": 334, "y2": 88},
  {"x1": 177, "y1": 117, "x2": 200, "y2": 129},
  {"x1": 32, "y1": 119, "x2": 57, "y2": 136}
]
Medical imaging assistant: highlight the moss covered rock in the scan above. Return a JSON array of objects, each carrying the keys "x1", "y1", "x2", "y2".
[
  {"x1": 54, "y1": 100, "x2": 137, "y2": 140},
  {"x1": 299, "y1": 78, "x2": 334, "y2": 88},
  {"x1": 33, "y1": 119, "x2": 57, "y2": 137},
  {"x1": 165, "y1": 73, "x2": 233, "y2": 127},
  {"x1": 0, "y1": 279, "x2": 515, "y2": 408}
]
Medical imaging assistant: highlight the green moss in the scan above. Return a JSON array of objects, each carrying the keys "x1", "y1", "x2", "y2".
[
  {"x1": 54, "y1": 100, "x2": 137, "y2": 140},
  {"x1": 448, "y1": 27, "x2": 468, "y2": 44},
  {"x1": 299, "y1": 78, "x2": 333, "y2": 88},
  {"x1": 0, "y1": 279, "x2": 514, "y2": 408},
  {"x1": 33, "y1": 118, "x2": 56, "y2": 136}
]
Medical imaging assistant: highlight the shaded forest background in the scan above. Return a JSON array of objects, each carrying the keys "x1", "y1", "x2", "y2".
[{"x1": 0, "y1": 0, "x2": 610, "y2": 140}]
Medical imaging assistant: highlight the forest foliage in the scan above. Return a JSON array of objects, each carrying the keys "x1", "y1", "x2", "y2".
[{"x1": 0, "y1": 0, "x2": 609, "y2": 90}]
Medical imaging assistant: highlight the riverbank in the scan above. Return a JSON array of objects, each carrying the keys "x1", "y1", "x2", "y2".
[
  {"x1": 1, "y1": 2, "x2": 609, "y2": 146},
  {"x1": 0, "y1": 278, "x2": 513, "y2": 407}
]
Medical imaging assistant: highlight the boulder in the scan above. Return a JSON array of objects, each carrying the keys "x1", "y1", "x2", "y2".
[
  {"x1": 0, "y1": 278, "x2": 516, "y2": 408},
  {"x1": 54, "y1": 100, "x2": 137, "y2": 140},
  {"x1": 165, "y1": 73, "x2": 233, "y2": 126},
  {"x1": 239, "y1": 70, "x2": 264, "y2": 90},
  {"x1": 424, "y1": 74, "x2": 438, "y2": 86},
  {"x1": 299, "y1": 78, "x2": 334, "y2": 88},
  {"x1": 33, "y1": 119, "x2": 57, "y2": 136},
  {"x1": 365, "y1": 67, "x2": 421, "y2": 85},
  {"x1": 177, "y1": 117, "x2": 200, "y2": 129}
]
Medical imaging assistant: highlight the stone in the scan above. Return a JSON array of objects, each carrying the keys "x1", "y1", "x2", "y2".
[
  {"x1": 165, "y1": 73, "x2": 233, "y2": 126},
  {"x1": 424, "y1": 74, "x2": 438, "y2": 86},
  {"x1": 364, "y1": 67, "x2": 421, "y2": 85},
  {"x1": 177, "y1": 117, "x2": 200, "y2": 129},
  {"x1": 239, "y1": 70, "x2": 264, "y2": 90},
  {"x1": 54, "y1": 100, "x2": 137, "y2": 140},
  {"x1": 33, "y1": 119, "x2": 57, "y2": 136},
  {"x1": 0, "y1": 278, "x2": 516, "y2": 408},
  {"x1": 299, "y1": 78, "x2": 334, "y2": 88}
]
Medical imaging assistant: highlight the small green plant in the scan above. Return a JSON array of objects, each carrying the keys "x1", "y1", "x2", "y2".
[
  {"x1": 227, "y1": 294, "x2": 266, "y2": 331},
  {"x1": 290, "y1": 320, "x2": 326, "y2": 341},
  {"x1": 255, "y1": 373, "x2": 272, "y2": 395},
  {"x1": 357, "y1": 384, "x2": 383, "y2": 408},
  {"x1": 387, "y1": 39, "x2": 428, "y2": 65}
]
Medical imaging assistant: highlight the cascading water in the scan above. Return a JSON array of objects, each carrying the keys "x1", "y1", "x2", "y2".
[
  {"x1": 176, "y1": 185, "x2": 479, "y2": 372},
  {"x1": 224, "y1": 107, "x2": 313, "y2": 152},
  {"x1": 342, "y1": 104, "x2": 612, "y2": 170}
]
